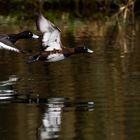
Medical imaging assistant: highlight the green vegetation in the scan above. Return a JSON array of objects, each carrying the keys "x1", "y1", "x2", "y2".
[{"x1": 0, "y1": 0, "x2": 138, "y2": 18}]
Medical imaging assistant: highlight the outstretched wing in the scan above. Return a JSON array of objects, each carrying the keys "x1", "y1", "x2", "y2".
[
  {"x1": 0, "y1": 42, "x2": 20, "y2": 52},
  {"x1": 0, "y1": 36, "x2": 20, "y2": 53},
  {"x1": 36, "y1": 14, "x2": 62, "y2": 51}
]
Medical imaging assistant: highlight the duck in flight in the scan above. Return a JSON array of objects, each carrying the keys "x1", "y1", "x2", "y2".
[
  {"x1": 0, "y1": 31, "x2": 39, "y2": 53},
  {"x1": 28, "y1": 13, "x2": 93, "y2": 63}
]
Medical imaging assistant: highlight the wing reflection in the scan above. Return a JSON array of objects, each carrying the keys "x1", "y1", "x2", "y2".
[
  {"x1": 37, "y1": 97, "x2": 94, "y2": 140},
  {"x1": 38, "y1": 97, "x2": 64, "y2": 139},
  {"x1": 0, "y1": 75, "x2": 18, "y2": 100}
]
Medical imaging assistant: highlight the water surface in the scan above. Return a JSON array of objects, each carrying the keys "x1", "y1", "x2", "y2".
[{"x1": 0, "y1": 20, "x2": 140, "y2": 140}]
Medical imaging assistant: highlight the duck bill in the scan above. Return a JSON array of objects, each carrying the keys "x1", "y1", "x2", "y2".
[
  {"x1": 32, "y1": 34, "x2": 39, "y2": 39},
  {"x1": 87, "y1": 48, "x2": 93, "y2": 53}
]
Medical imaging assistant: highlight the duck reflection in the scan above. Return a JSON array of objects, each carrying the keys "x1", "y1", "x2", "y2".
[
  {"x1": 0, "y1": 75, "x2": 18, "y2": 100},
  {"x1": 38, "y1": 97, "x2": 64, "y2": 139},
  {"x1": 37, "y1": 97, "x2": 94, "y2": 140}
]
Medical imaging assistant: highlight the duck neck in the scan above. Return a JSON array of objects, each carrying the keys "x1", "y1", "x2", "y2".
[
  {"x1": 8, "y1": 34, "x2": 20, "y2": 44},
  {"x1": 74, "y1": 47, "x2": 86, "y2": 54}
]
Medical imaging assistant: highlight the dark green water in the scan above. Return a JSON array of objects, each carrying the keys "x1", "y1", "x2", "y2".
[{"x1": 0, "y1": 20, "x2": 140, "y2": 140}]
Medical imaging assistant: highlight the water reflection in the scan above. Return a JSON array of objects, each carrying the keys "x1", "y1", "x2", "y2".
[
  {"x1": 37, "y1": 97, "x2": 94, "y2": 140},
  {"x1": 38, "y1": 98, "x2": 64, "y2": 139},
  {"x1": 0, "y1": 75, "x2": 18, "y2": 100},
  {"x1": 0, "y1": 19, "x2": 139, "y2": 140}
]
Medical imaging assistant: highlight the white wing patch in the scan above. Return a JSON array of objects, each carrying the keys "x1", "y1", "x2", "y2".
[
  {"x1": 42, "y1": 30, "x2": 60, "y2": 45},
  {"x1": 37, "y1": 14, "x2": 61, "y2": 50},
  {"x1": 0, "y1": 42, "x2": 20, "y2": 53},
  {"x1": 42, "y1": 31, "x2": 61, "y2": 50}
]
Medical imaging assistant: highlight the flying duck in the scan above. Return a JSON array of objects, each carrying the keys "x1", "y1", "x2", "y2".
[
  {"x1": 0, "y1": 31, "x2": 39, "y2": 53},
  {"x1": 28, "y1": 14, "x2": 93, "y2": 63}
]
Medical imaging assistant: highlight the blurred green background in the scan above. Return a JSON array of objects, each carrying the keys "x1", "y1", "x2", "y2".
[{"x1": 0, "y1": 0, "x2": 139, "y2": 22}]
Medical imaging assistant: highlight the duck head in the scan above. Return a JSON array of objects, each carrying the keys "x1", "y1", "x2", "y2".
[{"x1": 17, "y1": 31, "x2": 39, "y2": 39}]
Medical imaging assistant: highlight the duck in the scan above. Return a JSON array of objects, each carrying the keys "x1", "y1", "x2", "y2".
[
  {"x1": 0, "y1": 31, "x2": 39, "y2": 53},
  {"x1": 27, "y1": 13, "x2": 93, "y2": 63}
]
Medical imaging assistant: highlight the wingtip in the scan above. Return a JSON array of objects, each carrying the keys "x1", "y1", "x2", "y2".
[{"x1": 36, "y1": 12, "x2": 61, "y2": 33}]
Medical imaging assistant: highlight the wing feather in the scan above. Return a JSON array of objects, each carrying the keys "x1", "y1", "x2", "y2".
[
  {"x1": 0, "y1": 42, "x2": 20, "y2": 52},
  {"x1": 36, "y1": 14, "x2": 61, "y2": 33},
  {"x1": 36, "y1": 14, "x2": 61, "y2": 50}
]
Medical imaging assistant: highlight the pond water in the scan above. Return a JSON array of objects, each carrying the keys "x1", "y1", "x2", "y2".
[{"x1": 0, "y1": 19, "x2": 140, "y2": 140}]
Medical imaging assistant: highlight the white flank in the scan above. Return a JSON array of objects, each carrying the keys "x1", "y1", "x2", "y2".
[
  {"x1": 0, "y1": 42, "x2": 20, "y2": 53},
  {"x1": 47, "y1": 53, "x2": 65, "y2": 62}
]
